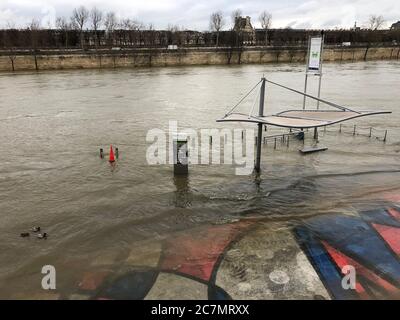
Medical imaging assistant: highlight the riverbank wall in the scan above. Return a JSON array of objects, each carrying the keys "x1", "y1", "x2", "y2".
[{"x1": 0, "y1": 45, "x2": 399, "y2": 72}]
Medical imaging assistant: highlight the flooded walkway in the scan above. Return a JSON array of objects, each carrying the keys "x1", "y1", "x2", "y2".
[{"x1": 0, "y1": 61, "x2": 399, "y2": 299}]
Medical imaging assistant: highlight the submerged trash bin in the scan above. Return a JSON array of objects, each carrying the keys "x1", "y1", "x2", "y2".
[
  {"x1": 295, "y1": 131, "x2": 305, "y2": 140},
  {"x1": 173, "y1": 133, "x2": 188, "y2": 175}
]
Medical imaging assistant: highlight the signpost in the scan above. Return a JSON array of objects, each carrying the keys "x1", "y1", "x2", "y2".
[{"x1": 303, "y1": 34, "x2": 324, "y2": 110}]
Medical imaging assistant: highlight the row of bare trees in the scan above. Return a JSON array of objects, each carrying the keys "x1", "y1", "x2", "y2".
[
  {"x1": 0, "y1": 6, "x2": 397, "y2": 55},
  {"x1": 52, "y1": 6, "x2": 149, "y2": 49}
]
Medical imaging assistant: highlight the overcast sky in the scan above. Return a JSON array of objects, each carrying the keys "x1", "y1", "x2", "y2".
[{"x1": 0, "y1": 0, "x2": 399, "y2": 30}]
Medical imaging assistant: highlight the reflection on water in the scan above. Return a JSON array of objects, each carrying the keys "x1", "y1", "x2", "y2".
[
  {"x1": 0, "y1": 61, "x2": 399, "y2": 299},
  {"x1": 173, "y1": 175, "x2": 192, "y2": 208}
]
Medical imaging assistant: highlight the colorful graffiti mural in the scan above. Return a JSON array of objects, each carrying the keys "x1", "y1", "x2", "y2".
[
  {"x1": 69, "y1": 197, "x2": 400, "y2": 300},
  {"x1": 295, "y1": 206, "x2": 400, "y2": 299}
]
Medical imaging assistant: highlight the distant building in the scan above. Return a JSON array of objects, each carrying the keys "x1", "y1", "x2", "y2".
[
  {"x1": 351, "y1": 22, "x2": 361, "y2": 31},
  {"x1": 234, "y1": 16, "x2": 254, "y2": 33},
  {"x1": 233, "y1": 16, "x2": 255, "y2": 45},
  {"x1": 390, "y1": 21, "x2": 400, "y2": 30}
]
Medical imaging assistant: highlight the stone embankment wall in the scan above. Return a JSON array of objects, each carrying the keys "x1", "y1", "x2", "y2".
[{"x1": 0, "y1": 46, "x2": 398, "y2": 72}]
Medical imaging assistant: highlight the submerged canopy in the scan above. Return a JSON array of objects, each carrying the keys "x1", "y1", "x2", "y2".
[
  {"x1": 217, "y1": 78, "x2": 391, "y2": 129},
  {"x1": 217, "y1": 110, "x2": 391, "y2": 129}
]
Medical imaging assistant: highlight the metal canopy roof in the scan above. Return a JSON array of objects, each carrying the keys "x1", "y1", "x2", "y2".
[{"x1": 217, "y1": 109, "x2": 391, "y2": 129}]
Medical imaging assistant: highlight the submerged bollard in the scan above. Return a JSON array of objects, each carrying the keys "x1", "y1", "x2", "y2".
[
  {"x1": 353, "y1": 125, "x2": 356, "y2": 136},
  {"x1": 287, "y1": 135, "x2": 290, "y2": 148},
  {"x1": 339, "y1": 124, "x2": 342, "y2": 133},
  {"x1": 274, "y1": 138, "x2": 277, "y2": 150},
  {"x1": 173, "y1": 133, "x2": 188, "y2": 175},
  {"x1": 369, "y1": 127, "x2": 372, "y2": 138},
  {"x1": 115, "y1": 147, "x2": 119, "y2": 159},
  {"x1": 384, "y1": 130, "x2": 387, "y2": 142},
  {"x1": 100, "y1": 148, "x2": 104, "y2": 159}
]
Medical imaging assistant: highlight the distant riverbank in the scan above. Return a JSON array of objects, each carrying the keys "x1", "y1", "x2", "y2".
[{"x1": 0, "y1": 45, "x2": 399, "y2": 72}]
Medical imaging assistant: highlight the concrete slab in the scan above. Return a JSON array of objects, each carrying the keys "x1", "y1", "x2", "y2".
[
  {"x1": 145, "y1": 272, "x2": 208, "y2": 300},
  {"x1": 215, "y1": 222, "x2": 330, "y2": 300},
  {"x1": 125, "y1": 240, "x2": 162, "y2": 268}
]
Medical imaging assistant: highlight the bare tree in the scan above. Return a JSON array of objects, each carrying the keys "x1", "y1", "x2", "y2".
[
  {"x1": 71, "y1": 6, "x2": 89, "y2": 49},
  {"x1": 28, "y1": 19, "x2": 41, "y2": 70},
  {"x1": 119, "y1": 19, "x2": 143, "y2": 46},
  {"x1": 231, "y1": 9, "x2": 242, "y2": 29},
  {"x1": 4, "y1": 22, "x2": 17, "y2": 71},
  {"x1": 210, "y1": 11, "x2": 224, "y2": 47},
  {"x1": 259, "y1": 11, "x2": 272, "y2": 45},
  {"x1": 56, "y1": 16, "x2": 71, "y2": 48},
  {"x1": 90, "y1": 7, "x2": 103, "y2": 48},
  {"x1": 105, "y1": 12, "x2": 118, "y2": 32},
  {"x1": 90, "y1": 7, "x2": 103, "y2": 30},
  {"x1": 367, "y1": 15, "x2": 385, "y2": 30},
  {"x1": 28, "y1": 19, "x2": 40, "y2": 52},
  {"x1": 120, "y1": 18, "x2": 142, "y2": 30},
  {"x1": 104, "y1": 12, "x2": 118, "y2": 46},
  {"x1": 231, "y1": 9, "x2": 243, "y2": 48},
  {"x1": 167, "y1": 24, "x2": 180, "y2": 32},
  {"x1": 167, "y1": 24, "x2": 180, "y2": 45}
]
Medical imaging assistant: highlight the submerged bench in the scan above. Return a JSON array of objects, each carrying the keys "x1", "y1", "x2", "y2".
[{"x1": 299, "y1": 146, "x2": 328, "y2": 154}]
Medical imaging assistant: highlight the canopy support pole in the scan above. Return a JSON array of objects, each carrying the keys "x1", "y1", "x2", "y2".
[
  {"x1": 313, "y1": 127, "x2": 318, "y2": 140},
  {"x1": 303, "y1": 73, "x2": 308, "y2": 110},
  {"x1": 255, "y1": 78, "x2": 266, "y2": 173}
]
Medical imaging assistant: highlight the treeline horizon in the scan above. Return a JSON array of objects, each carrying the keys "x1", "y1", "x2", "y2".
[
  {"x1": 1, "y1": 28, "x2": 399, "y2": 51},
  {"x1": 1, "y1": 6, "x2": 399, "y2": 50}
]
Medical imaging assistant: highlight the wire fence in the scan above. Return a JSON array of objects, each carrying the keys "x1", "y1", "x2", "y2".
[{"x1": 250, "y1": 123, "x2": 388, "y2": 151}]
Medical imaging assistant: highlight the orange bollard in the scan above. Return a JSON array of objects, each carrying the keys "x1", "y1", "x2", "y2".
[{"x1": 109, "y1": 145, "x2": 115, "y2": 163}]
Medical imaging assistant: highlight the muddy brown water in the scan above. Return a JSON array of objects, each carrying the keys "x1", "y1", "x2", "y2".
[{"x1": 0, "y1": 61, "x2": 399, "y2": 298}]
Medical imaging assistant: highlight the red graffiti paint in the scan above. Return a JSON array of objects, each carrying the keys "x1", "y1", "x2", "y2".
[
  {"x1": 372, "y1": 223, "x2": 400, "y2": 256},
  {"x1": 322, "y1": 240, "x2": 399, "y2": 299},
  {"x1": 387, "y1": 208, "x2": 400, "y2": 222},
  {"x1": 161, "y1": 221, "x2": 254, "y2": 281}
]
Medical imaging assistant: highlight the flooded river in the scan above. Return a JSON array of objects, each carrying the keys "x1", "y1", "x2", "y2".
[{"x1": 0, "y1": 61, "x2": 399, "y2": 299}]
